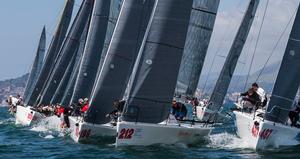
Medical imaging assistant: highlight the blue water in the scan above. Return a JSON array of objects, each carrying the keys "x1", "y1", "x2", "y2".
[{"x1": 1, "y1": 106, "x2": 300, "y2": 159}]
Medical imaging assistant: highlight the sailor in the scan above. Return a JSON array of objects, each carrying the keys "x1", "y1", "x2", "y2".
[
  {"x1": 16, "y1": 94, "x2": 24, "y2": 106},
  {"x1": 55, "y1": 104, "x2": 65, "y2": 117},
  {"x1": 288, "y1": 101, "x2": 300, "y2": 127},
  {"x1": 8, "y1": 95, "x2": 18, "y2": 114},
  {"x1": 73, "y1": 98, "x2": 84, "y2": 116},
  {"x1": 106, "y1": 100, "x2": 125, "y2": 126},
  {"x1": 80, "y1": 98, "x2": 89, "y2": 114},
  {"x1": 55, "y1": 104, "x2": 66, "y2": 128},
  {"x1": 9, "y1": 95, "x2": 19, "y2": 107},
  {"x1": 191, "y1": 97, "x2": 199, "y2": 107},
  {"x1": 171, "y1": 101, "x2": 187, "y2": 120},
  {"x1": 240, "y1": 83, "x2": 261, "y2": 111},
  {"x1": 63, "y1": 105, "x2": 72, "y2": 128}
]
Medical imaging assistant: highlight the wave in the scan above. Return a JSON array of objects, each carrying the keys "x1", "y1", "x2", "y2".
[
  {"x1": 208, "y1": 132, "x2": 253, "y2": 150},
  {"x1": 30, "y1": 115, "x2": 65, "y2": 139}
]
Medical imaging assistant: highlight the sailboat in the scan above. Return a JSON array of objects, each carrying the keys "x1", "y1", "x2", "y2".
[
  {"x1": 69, "y1": 0, "x2": 155, "y2": 143},
  {"x1": 176, "y1": 0, "x2": 220, "y2": 98},
  {"x1": 115, "y1": 0, "x2": 212, "y2": 147},
  {"x1": 234, "y1": 2, "x2": 300, "y2": 150},
  {"x1": 15, "y1": 27, "x2": 46, "y2": 125},
  {"x1": 15, "y1": 0, "x2": 75, "y2": 126},
  {"x1": 196, "y1": 0, "x2": 259, "y2": 122},
  {"x1": 37, "y1": 0, "x2": 93, "y2": 105}
]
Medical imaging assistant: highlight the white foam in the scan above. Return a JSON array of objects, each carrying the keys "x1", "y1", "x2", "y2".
[
  {"x1": 31, "y1": 116, "x2": 61, "y2": 132},
  {"x1": 0, "y1": 118, "x2": 15, "y2": 125},
  {"x1": 44, "y1": 135, "x2": 55, "y2": 139},
  {"x1": 208, "y1": 133, "x2": 252, "y2": 149}
]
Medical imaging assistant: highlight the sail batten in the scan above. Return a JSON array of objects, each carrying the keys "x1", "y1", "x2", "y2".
[
  {"x1": 26, "y1": 0, "x2": 74, "y2": 106},
  {"x1": 24, "y1": 27, "x2": 46, "y2": 102},
  {"x1": 208, "y1": 0, "x2": 259, "y2": 111},
  {"x1": 266, "y1": 4, "x2": 300, "y2": 123},
  {"x1": 176, "y1": 0, "x2": 220, "y2": 97},
  {"x1": 122, "y1": 0, "x2": 193, "y2": 124}
]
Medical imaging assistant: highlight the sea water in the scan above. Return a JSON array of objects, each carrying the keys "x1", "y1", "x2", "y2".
[{"x1": 1, "y1": 106, "x2": 300, "y2": 159}]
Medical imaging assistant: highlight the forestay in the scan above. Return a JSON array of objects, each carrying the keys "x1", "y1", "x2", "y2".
[
  {"x1": 85, "y1": 0, "x2": 155, "y2": 124},
  {"x1": 122, "y1": 0, "x2": 193, "y2": 123}
]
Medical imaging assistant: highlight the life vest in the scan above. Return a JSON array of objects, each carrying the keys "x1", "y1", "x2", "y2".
[
  {"x1": 57, "y1": 107, "x2": 64, "y2": 116},
  {"x1": 81, "y1": 104, "x2": 89, "y2": 112}
]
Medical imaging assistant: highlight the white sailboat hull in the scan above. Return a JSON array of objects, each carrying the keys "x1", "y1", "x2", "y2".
[
  {"x1": 115, "y1": 121, "x2": 212, "y2": 147},
  {"x1": 196, "y1": 106, "x2": 228, "y2": 123},
  {"x1": 69, "y1": 116, "x2": 116, "y2": 143},
  {"x1": 234, "y1": 110, "x2": 300, "y2": 150},
  {"x1": 15, "y1": 105, "x2": 43, "y2": 126}
]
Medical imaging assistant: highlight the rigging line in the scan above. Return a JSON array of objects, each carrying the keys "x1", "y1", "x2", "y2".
[
  {"x1": 255, "y1": 6, "x2": 298, "y2": 82},
  {"x1": 200, "y1": 0, "x2": 244, "y2": 97},
  {"x1": 231, "y1": 27, "x2": 257, "y2": 91},
  {"x1": 244, "y1": 0, "x2": 269, "y2": 91}
]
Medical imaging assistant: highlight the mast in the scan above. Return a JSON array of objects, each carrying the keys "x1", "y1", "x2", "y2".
[
  {"x1": 265, "y1": 4, "x2": 300, "y2": 123},
  {"x1": 26, "y1": 0, "x2": 74, "y2": 106},
  {"x1": 70, "y1": 0, "x2": 111, "y2": 103},
  {"x1": 122, "y1": 0, "x2": 193, "y2": 123},
  {"x1": 176, "y1": 0, "x2": 220, "y2": 97},
  {"x1": 38, "y1": 0, "x2": 94, "y2": 105},
  {"x1": 84, "y1": 0, "x2": 156, "y2": 124},
  {"x1": 24, "y1": 27, "x2": 46, "y2": 101},
  {"x1": 208, "y1": 0, "x2": 259, "y2": 111}
]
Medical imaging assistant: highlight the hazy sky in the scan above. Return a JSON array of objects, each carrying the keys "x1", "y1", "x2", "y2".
[{"x1": 0, "y1": 0, "x2": 299, "y2": 80}]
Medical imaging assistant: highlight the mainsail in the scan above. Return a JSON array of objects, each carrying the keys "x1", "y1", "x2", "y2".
[
  {"x1": 176, "y1": 0, "x2": 220, "y2": 97},
  {"x1": 24, "y1": 27, "x2": 46, "y2": 101},
  {"x1": 265, "y1": 4, "x2": 300, "y2": 123},
  {"x1": 26, "y1": 0, "x2": 74, "y2": 106},
  {"x1": 84, "y1": 0, "x2": 155, "y2": 124},
  {"x1": 90, "y1": 0, "x2": 123, "y2": 99},
  {"x1": 60, "y1": 58, "x2": 82, "y2": 106},
  {"x1": 71, "y1": 0, "x2": 112, "y2": 103},
  {"x1": 50, "y1": 20, "x2": 89, "y2": 105},
  {"x1": 122, "y1": 0, "x2": 193, "y2": 123},
  {"x1": 208, "y1": 0, "x2": 259, "y2": 111},
  {"x1": 50, "y1": 52, "x2": 77, "y2": 105},
  {"x1": 38, "y1": 0, "x2": 94, "y2": 105}
]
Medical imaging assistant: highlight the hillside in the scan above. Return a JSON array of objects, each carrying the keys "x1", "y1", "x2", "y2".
[
  {"x1": 0, "y1": 74, "x2": 29, "y2": 103},
  {"x1": 198, "y1": 61, "x2": 281, "y2": 95}
]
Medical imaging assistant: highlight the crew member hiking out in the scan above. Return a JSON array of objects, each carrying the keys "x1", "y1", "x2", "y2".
[
  {"x1": 240, "y1": 83, "x2": 261, "y2": 111},
  {"x1": 171, "y1": 100, "x2": 187, "y2": 120},
  {"x1": 289, "y1": 101, "x2": 300, "y2": 127},
  {"x1": 80, "y1": 98, "x2": 89, "y2": 114},
  {"x1": 106, "y1": 100, "x2": 125, "y2": 126}
]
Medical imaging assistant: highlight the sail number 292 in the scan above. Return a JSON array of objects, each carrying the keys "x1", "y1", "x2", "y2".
[{"x1": 118, "y1": 128, "x2": 135, "y2": 139}]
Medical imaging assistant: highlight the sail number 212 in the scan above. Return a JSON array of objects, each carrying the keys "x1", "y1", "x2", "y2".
[{"x1": 118, "y1": 128, "x2": 135, "y2": 139}]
